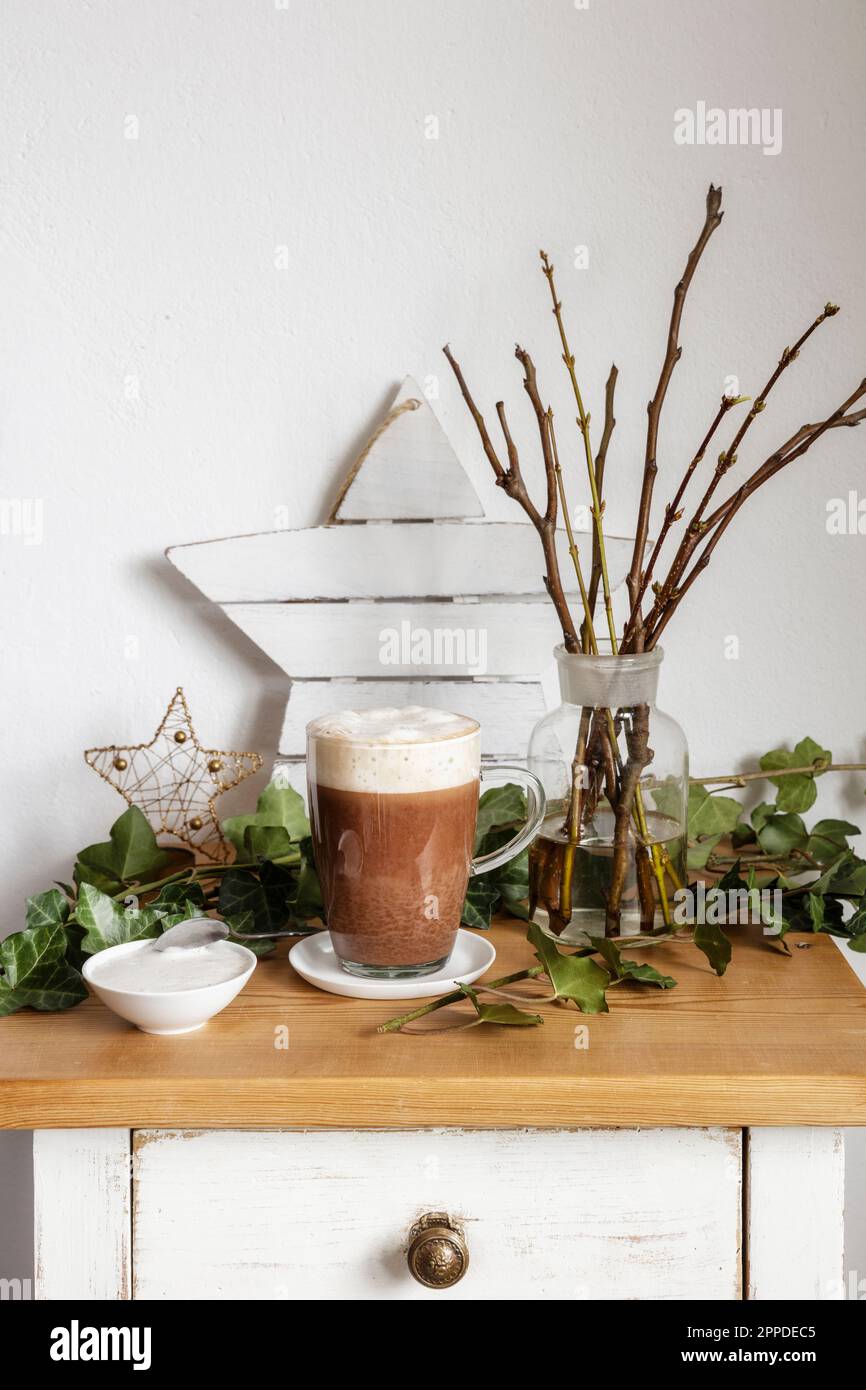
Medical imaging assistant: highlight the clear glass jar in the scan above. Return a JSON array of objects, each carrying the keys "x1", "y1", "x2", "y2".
[{"x1": 527, "y1": 644, "x2": 688, "y2": 942}]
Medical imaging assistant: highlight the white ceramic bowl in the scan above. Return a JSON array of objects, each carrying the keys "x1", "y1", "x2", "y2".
[{"x1": 82, "y1": 939, "x2": 257, "y2": 1035}]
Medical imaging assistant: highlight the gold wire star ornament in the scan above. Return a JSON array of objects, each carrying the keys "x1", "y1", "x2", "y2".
[{"x1": 84, "y1": 688, "x2": 263, "y2": 863}]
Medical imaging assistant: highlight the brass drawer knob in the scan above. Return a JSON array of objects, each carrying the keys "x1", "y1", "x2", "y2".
[{"x1": 407, "y1": 1212, "x2": 469, "y2": 1289}]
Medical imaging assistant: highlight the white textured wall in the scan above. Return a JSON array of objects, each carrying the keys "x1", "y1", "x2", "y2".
[{"x1": 1, "y1": 0, "x2": 864, "y2": 1292}]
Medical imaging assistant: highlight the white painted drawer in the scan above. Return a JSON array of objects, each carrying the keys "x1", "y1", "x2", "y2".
[{"x1": 132, "y1": 1128, "x2": 741, "y2": 1300}]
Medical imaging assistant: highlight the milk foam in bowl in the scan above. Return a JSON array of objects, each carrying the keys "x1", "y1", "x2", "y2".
[{"x1": 82, "y1": 933, "x2": 257, "y2": 1035}]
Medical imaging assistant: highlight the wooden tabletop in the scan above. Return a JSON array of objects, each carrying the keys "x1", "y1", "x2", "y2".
[{"x1": 2, "y1": 923, "x2": 865, "y2": 1130}]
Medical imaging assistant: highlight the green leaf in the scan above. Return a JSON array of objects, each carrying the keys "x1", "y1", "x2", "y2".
[
  {"x1": 848, "y1": 936, "x2": 866, "y2": 953},
  {"x1": 846, "y1": 903, "x2": 866, "y2": 937},
  {"x1": 731, "y1": 822, "x2": 757, "y2": 849},
  {"x1": 760, "y1": 739, "x2": 831, "y2": 813},
  {"x1": 158, "y1": 898, "x2": 205, "y2": 929},
  {"x1": 803, "y1": 850, "x2": 853, "y2": 896},
  {"x1": 462, "y1": 815, "x2": 531, "y2": 926},
  {"x1": 242, "y1": 824, "x2": 300, "y2": 866},
  {"x1": 751, "y1": 802, "x2": 776, "y2": 832},
  {"x1": 0, "y1": 921, "x2": 68, "y2": 988},
  {"x1": 651, "y1": 780, "x2": 684, "y2": 822},
  {"x1": 831, "y1": 856, "x2": 866, "y2": 899},
  {"x1": 148, "y1": 880, "x2": 206, "y2": 912},
  {"x1": 474, "y1": 783, "x2": 527, "y2": 845},
  {"x1": 224, "y1": 912, "x2": 278, "y2": 957},
  {"x1": 793, "y1": 736, "x2": 833, "y2": 771},
  {"x1": 25, "y1": 889, "x2": 70, "y2": 932},
  {"x1": 218, "y1": 861, "x2": 305, "y2": 937},
  {"x1": 687, "y1": 834, "x2": 723, "y2": 870},
  {"x1": 461, "y1": 879, "x2": 500, "y2": 929},
  {"x1": 527, "y1": 922, "x2": 609, "y2": 1013},
  {"x1": 687, "y1": 785, "x2": 742, "y2": 838},
  {"x1": 75, "y1": 884, "x2": 164, "y2": 954},
  {"x1": 223, "y1": 782, "x2": 309, "y2": 859},
  {"x1": 592, "y1": 937, "x2": 676, "y2": 989},
  {"x1": 287, "y1": 839, "x2": 324, "y2": 924},
  {"x1": 757, "y1": 813, "x2": 808, "y2": 857},
  {"x1": 0, "y1": 961, "x2": 87, "y2": 1016},
  {"x1": 693, "y1": 920, "x2": 732, "y2": 976},
  {"x1": 0, "y1": 923, "x2": 87, "y2": 1016},
  {"x1": 457, "y1": 983, "x2": 542, "y2": 1027},
  {"x1": 806, "y1": 819, "x2": 860, "y2": 865},
  {"x1": 74, "y1": 807, "x2": 172, "y2": 893}
]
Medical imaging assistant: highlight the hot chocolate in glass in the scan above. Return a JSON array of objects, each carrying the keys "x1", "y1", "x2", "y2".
[{"x1": 306, "y1": 706, "x2": 544, "y2": 978}]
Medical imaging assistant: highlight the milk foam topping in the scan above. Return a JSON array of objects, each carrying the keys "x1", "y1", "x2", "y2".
[{"x1": 306, "y1": 705, "x2": 480, "y2": 794}]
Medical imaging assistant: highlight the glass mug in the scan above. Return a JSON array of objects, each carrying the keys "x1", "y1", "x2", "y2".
[{"x1": 306, "y1": 707, "x2": 545, "y2": 978}]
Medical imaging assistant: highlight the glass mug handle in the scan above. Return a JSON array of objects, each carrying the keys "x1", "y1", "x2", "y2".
[{"x1": 470, "y1": 765, "x2": 546, "y2": 877}]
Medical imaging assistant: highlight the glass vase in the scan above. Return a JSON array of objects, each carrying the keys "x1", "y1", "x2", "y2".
[{"x1": 527, "y1": 644, "x2": 688, "y2": 942}]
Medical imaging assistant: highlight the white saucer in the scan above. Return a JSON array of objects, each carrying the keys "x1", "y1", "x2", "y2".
[{"x1": 288, "y1": 929, "x2": 497, "y2": 1001}]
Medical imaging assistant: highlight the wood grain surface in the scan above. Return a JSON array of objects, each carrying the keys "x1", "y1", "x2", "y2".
[{"x1": 2, "y1": 924, "x2": 865, "y2": 1130}]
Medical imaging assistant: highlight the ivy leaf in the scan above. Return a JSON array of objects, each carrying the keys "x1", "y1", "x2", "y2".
[
  {"x1": 687, "y1": 785, "x2": 743, "y2": 838},
  {"x1": 651, "y1": 780, "x2": 684, "y2": 821},
  {"x1": 751, "y1": 802, "x2": 776, "y2": 833},
  {"x1": 781, "y1": 893, "x2": 845, "y2": 938},
  {"x1": 218, "y1": 861, "x2": 307, "y2": 937},
  {"x1": 793, "y1": 736, "x2": 833, "y2": 771},
  {"x1": 75, "y1": 884, "x2": 164, "y2": 954},
  {"x1": 592, "y1": 937, "x2": 676, "y2": 989},
  {"x1": 693, "y1": 920, "x2": 732, "y2": 976},
  {"x1": 806, "y1": 820, "x2": 860, "y2": 865},
  {"x1": 805, "y1": 894, "x2": 826, "y2": 932},
  {"x1": 0, "y1": 921, "x2": 68, "y2": 987},
  {"x1": 148, "y1": 880, "x2": 206, "y2": 912},
  {"x1": 287, "y1": 838, "x2": 324, "y2": 924},
  {"x1": 757, "y1": 813, "x2": 808, "y2": 857},
  {"x1": 474, "y1": 784, "x2": 527, "y2": 845},
  {"x1": 845, "y1": 903, "x2": 866, "y2": 937},
  {"x1": 527, "y1": 922, "x2": 609, "y2": 1013},
  {"x1": 224, "y1": 911, "x2": 277, "y2": 957},
  {"x1": 158, "y1": 898, "x2": 206, "y2": 929},
  {"x1": 731, "y1": 822, "x2": 757, "y2": 849},
  {"x1": 775, "y1": 775, "x2": 818, "y2": 814},
  {"x1": 849, "y1": 936, "x2": 866, "y2": 953},
  {"x1": 462, "y1": 813, "x2": 531, "y2": 926},
  {"x1": 0, "y1": 961, "x2": 87, "y2": 1016},
  {"x1": 0, "y1": 923, "x2": 87, "y2": 1016},
  {"x1": 74, "y1": 807, "x2": 172, "y2": 894},
  {"x1": 223, "y1": 782, "x2": 309, "y2": 858},
  {"x1": 461, "y1": 879, "x2": 500, "y2": 930},
  {"x1": 242, "y1": 824, "x2": 300, "y2": 866},
  {"x1": 760, "y1": 739, "x2": 831, "y2": 814},
  {"x1": 803, "y1": 850, "x2": 853, "y2": 896},
  {"x1": 830, "y1": 856, "x2": 866, "y2": 899},
  {"x1": 25, "y1": 889, "x2": 70, "y2": 931},
  {"x1": 457, "y1": 983, "x2": 542, "y2": 1027},
  {"x1": 687, "y1": 834, "x2": 723, "y2": 871}
]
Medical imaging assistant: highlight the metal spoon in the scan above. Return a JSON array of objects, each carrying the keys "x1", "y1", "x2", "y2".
[{"x1": 151, "y1": 918, "x2": 230, "y2": 952}]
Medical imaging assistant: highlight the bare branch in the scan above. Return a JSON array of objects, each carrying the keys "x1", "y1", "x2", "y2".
[
  {"x1": 514, "y1": 343, "x2": 558, "y2": 524},
  {"x1": 642, "y1": 303, "x2": 843, "y2": 641},
  {"x1": 442, "y1": 344, "x2": 506, "y2": 483},
  {"x1": 443, "y1": 342, "x2": 579, "y2": 649},
  {"x1": 647, "y1": 377, "x2": 866, "y2": 643},
  {"x1": 585, "y1": 363, "x2": 618, "y2": 649},
  {"x1": 626, "y1": 184, "x2": 724, "y2": 646},
  {"x1": 622, "y1": 392, "x2": 745, "y2": 648}
]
